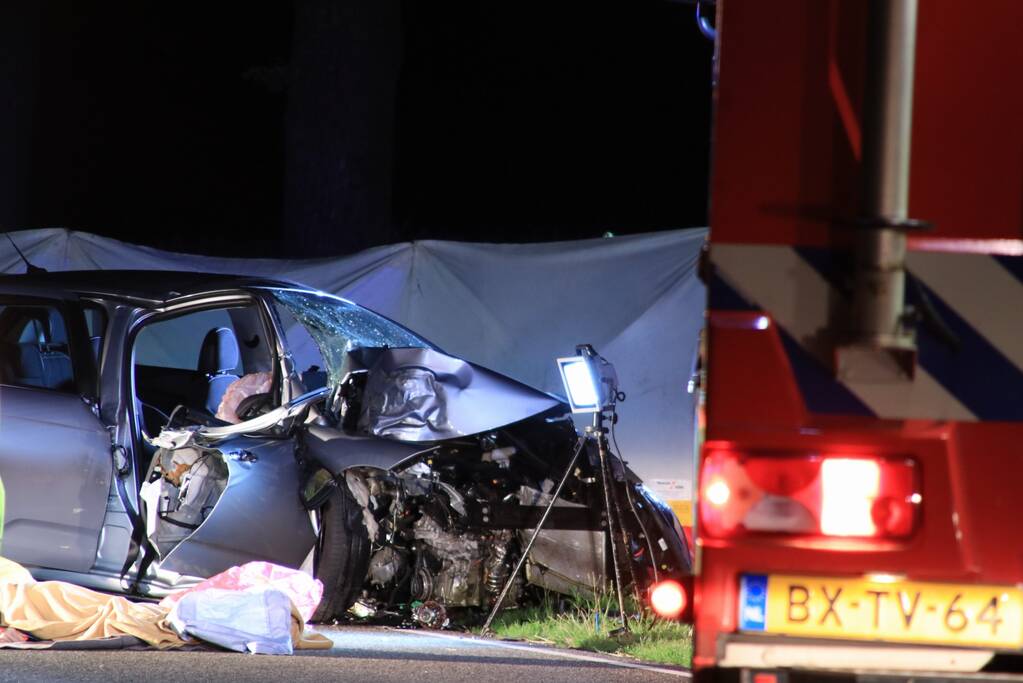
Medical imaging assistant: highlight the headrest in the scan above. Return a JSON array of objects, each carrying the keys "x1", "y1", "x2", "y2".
[
  {"x1": 198, "y1": 327, "x2": 240, "y2": 376},
  {"x1": 18, "y1": 308, "x2": 67, "y2": 344},
  {"x1": 15, "y1": 342, "x2": 44, "y2": 381},
  {"x1": 18, "y1": 310, "x2": 49, "y2": 343},
  {"x1": 47, "y1": 308, "x2": 68, "y2": 343}
]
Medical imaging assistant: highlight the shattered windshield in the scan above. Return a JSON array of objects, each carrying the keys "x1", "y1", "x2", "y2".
[{"x1": 267, "y1": 288, "x2": 435, "y2": 389}]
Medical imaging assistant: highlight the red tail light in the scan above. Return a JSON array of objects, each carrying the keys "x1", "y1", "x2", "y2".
[
  {"x1": 699, "y1": 450, "x2": 920, "y2": 539},
  {"x1": 649, "y1": 579, "x2": 688, "y2": 619}
]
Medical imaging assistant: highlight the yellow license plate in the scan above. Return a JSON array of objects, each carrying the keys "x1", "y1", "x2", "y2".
[{"x1": 738, "y1": 574, "x2": 1023, "y2": 649}]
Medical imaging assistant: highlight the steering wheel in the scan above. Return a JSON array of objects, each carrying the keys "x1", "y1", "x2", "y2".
[{"x1": 235, "y1": 392, "x2": 273, "y2": 422}]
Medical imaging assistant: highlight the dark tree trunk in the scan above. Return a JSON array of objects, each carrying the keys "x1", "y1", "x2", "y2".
[
  {"x1": 283, "y1": 0, "x2": 402, "y2": 257},
  {"x1": 0, "y1": 4, "x2": 41, "y2": 230}
]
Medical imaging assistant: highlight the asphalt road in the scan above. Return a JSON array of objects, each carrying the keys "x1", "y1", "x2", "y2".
[{"x1": 0, "y1": 625, "x2": 691, "y2": 683}]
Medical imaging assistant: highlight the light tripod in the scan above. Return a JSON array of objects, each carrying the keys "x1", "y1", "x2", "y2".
[{"x1": 482, "y1": 400, "x2": 633, "y2": 635}]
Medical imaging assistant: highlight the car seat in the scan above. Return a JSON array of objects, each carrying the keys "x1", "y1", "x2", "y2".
[
  {"x1": 38, "y1": 311, "x2": 74, "y2": 391},
  {"x1": 197, "y1": 327, "x2": 240, "y2": 414},
  {"x1": 12, "y1": 311, "x2": 74, "y2": 391},
  {"x1": 14, "y1": 336, "x2": 46, "y2": 387}
]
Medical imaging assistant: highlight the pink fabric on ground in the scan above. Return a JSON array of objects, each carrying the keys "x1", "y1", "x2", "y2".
[
  {"x1": 0, "y1": 628, "x2": 29, "y2": 644},
  {"x1": 160, "y1": 562, "x2": 324, "y2": 623}
]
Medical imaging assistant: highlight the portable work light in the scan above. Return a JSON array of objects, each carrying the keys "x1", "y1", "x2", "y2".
[
  {"x1": 555, "y1": 344, "x2": 618, "y2": 413},
  {"x1": 556, "y1": 356, "x2": 600, "y2": 412},
  {"x1": 487, "y1": 343, "x2": 633, "y2": 635}
]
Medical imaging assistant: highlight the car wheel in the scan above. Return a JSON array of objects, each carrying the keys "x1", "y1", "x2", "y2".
[{"x1": 311, "y1": 482, "x2": 370, "y2": 622}]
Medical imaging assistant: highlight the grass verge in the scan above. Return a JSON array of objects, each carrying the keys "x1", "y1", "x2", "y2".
[{"x1": 477, "y1": 594, "x2": 692, "y2": 668}]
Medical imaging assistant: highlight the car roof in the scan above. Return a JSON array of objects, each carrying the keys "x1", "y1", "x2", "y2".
[{"x1": 0, "y1": 270, "x2": 299, "y2": 306}]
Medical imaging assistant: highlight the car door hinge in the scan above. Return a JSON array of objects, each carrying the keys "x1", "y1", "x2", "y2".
[
  {"x1": 111, "y1": 444, "x2": 131, "y2": 477},
  {"x1": 82, "y1": 395, "x2": 101, "y2": 418}
]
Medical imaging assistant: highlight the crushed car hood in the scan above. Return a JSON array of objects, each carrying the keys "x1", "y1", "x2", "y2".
[
  {"x1": 267, "y1": 287, "x2": 567, "y2": 442},
  {"x1": 355, "y1": 347, "x2": 566, "y2": 442}
]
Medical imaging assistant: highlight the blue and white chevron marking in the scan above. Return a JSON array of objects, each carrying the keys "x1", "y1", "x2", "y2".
[{"x1": 711, "y1": 244, "x2": 1023, "y2": 422}]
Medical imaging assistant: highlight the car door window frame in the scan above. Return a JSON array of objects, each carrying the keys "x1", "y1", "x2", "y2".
[
  {"x1": 254, "y1": 290, "x2": 309, "y2": 406},
  {"x1": 125, "y1": 293, "x2": 289, "y2": 442},
  {"x1": 80, "y1": 299, "x2": 110, "y2": 398},
  {"x1": 0, "y1": 295, "x2": 95, "y2": 399}
]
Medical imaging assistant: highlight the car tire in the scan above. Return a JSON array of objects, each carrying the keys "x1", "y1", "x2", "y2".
[{"x1": 311, "y1": 482, "x2": 370, "y2": 623}]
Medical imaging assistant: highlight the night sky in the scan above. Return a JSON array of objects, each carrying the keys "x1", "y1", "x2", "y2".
[{"x1": 0, "y1": 1, "x2": 713, "y2": 258}]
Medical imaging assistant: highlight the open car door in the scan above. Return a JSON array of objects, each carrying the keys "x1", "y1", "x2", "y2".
[{"x1": 147, "y1": 432, "x2": 317, "y2": 579}]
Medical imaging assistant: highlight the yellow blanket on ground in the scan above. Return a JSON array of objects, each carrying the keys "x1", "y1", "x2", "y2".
[
  {"x1": 0, "y1": 558, "x2": 331, "y2": 650},
  {"x1": 0, "y1": 558, "x2": 182, "y2": 648}
]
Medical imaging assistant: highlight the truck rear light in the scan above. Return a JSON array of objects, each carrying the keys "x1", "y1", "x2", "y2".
[
  {"x1": 699, "y1": 450, "x2": 919, "y2": 539},
  {"x1": 649, "y1": 579, "x2": 688, "y2": 619},
  {"x1": 704, "y1": 478, "x2": 731, "y2": 506}
]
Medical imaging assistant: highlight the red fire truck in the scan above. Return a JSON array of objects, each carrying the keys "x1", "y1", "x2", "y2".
[{"x1": 688, "y1": 0, "x2": 1023, "y2": 680}]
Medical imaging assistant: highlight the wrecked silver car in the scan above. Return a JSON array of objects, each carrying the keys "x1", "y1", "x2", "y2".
[{"x1": 0, "y1": 271, "x2": 690, "y2": 624}]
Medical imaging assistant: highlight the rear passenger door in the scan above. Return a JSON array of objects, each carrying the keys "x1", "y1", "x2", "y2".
[{"x1": 0, "y1": 296, "x2": 111, "y2": 572}]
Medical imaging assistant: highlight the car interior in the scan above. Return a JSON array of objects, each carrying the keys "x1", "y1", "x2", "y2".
[
  {"x1": 132, "y1": 304, "x2": 278, "y2": 440},
  {"x1": 0, "y1": 304, "x2": 75, "y2": 392}
]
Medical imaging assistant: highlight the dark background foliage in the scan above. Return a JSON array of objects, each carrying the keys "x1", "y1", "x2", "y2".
[{"x1": 0, "y1": 1, "x2": 712, "y2": 257}]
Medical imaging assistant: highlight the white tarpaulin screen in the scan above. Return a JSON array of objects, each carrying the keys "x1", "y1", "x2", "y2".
[{"x1": 0, "y1": 228, "x2": 706, "y2": 524}]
